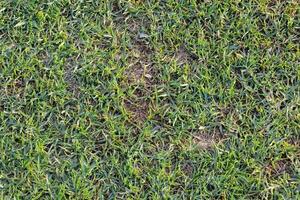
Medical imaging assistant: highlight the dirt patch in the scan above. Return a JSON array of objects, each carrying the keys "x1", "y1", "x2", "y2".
[
  {"x1": 64, "y1": 56, "x2": 81, "y2": 98},
  {"x1": 1, "y1": 78, "x2": 26, "y2": 98},
  {"x1": 122, "y1": 19, "x2": 156, "y2": 124},
  {"x1": 111, "y1": 9, "x2": 158, "y2": 125},
  {"x1": 175, "y1": 46, "x2": 191, "y2": 66},
  {"x1": 125, "y1": 62, "x2": 145, "y2": 83},
  {"x1": 124, "y1": 98, "x2": 149, "y2": 123},
  {"x1": 181, "y1": 161, "x2": 194, "y2": 176},
  {"x1": 264, "y1": 159, "x2": 292, "y2": 177},
  {"x1": 124, "y1": 44, "x2": 155, "y2": 85},
  {"x1": 123, "y1": 44, "x2": 155, "y2": 123},
  {"x1": 174, "y1": 45, "x2": 199, "y2": 66},
  {"x1": 192, "y1": 129, "x2": 224, "y2": 150},
  {"x1": 287, "y1": 138, "x2": 300, "y2": 148}
]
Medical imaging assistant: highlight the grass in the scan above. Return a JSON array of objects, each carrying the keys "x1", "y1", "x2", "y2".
[{"x1": 0, "y1": 0, "x2": 299, "y2": 199}]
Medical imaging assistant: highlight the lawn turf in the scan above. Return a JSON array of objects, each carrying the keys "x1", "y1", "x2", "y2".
[{"x1": 0, "y1": 0, "x2": 299, "y2": 199}]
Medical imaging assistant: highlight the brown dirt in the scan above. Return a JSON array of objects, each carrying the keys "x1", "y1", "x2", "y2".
[
  {"x1": 264, "y1": 159, "x2": 292, "y2": 177},
  {"x1": 174, "y1": 45, "x2": 199, "y2": 65},
  {"x1": 124, "y1": 44, "x2": 155, "y2": 85},
  {"x1": 192, "y1": 129, "x2": 225, "y2": 150},
  {"x1": 122, "y1": 19, "x2": 156, "y2": 124},
  {"x1": 175, "y1": 46, "x2": 191, "y2": 66},
  {"x1": 109, "y1": 7, "x2": 156, "y2": 124},
  {"x1": 124, "y1": 98, "x2": 149, "y2": 123},
  {"x1": 2, "y1": 79, "x2": 25, "y2": 98},
  {"x1": 64, "y1": 55, "x2": 81, "y2": 98}
]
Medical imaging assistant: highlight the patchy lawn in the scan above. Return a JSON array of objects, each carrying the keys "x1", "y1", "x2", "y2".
[{"x1": 0, "y1": 0, "x2": 299, "y2": 199}]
